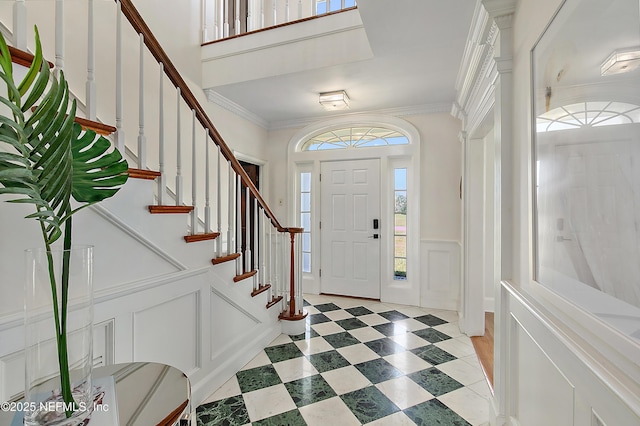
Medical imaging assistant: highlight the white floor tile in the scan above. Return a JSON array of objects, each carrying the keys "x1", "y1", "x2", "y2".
[
  {"x1": 438, "y1": 386, "x2": 490, "y2": 426},
  {"x1": 431, "y1": 309, "x2": 460, "y2": 323},
  {"x1": 435, "y1": 338, "x2": 476, "y2": 358},
  {"x1": 337, "y1": 343, "x2": 380, "y2": 365},
  {"x1": 321, "y1": 365, "x2": 372, "y2": 395},
  {"x1": 376, "y1": 376, "x2": 434, "y2": 410},
  {"x1": 436, "y1": 359, "x2": 485, "y2": 386},
  {"x1": 358, "y1": 313, "x2": 391, "y2": 326},
  {"x1": 298, "y1": 396, "x2": 361, "y2": 426},
  {"x1": 305, "y1": 306, "x2": 321, "y2": 315},
  {"x1": 311, "y1": 321, "x2": 346, "y2": 336},
  {"x1": 388, "y1": 332, "x2": 429, "y2": 350},
  {"x1": 367, "y1": 411, "x2": 416, "y2": 425},
  {"x1": 348, "y1": 326, "x2": 387, "y2": 343},
  {"x1": 383, "y1": 351, "x2": 432, "y2": 374},
  {"x1": 268, "y1": 334, "x2": 293, "y2": 347},
  {"x1": 294, "y1": 336, "x2": 334, "y2": 356},
  {"x1": 468, "y1": 380, "x2": 492, "y2": 399},
  {"x1": 324, "y1": 309, "x2": 354, "y2": 321},
  {"x1": 201, "y1": 375, "x2": 241, "y2": 403},
  {"x1": 393, "y1": 306, "x2": 434, "y2": 318},
  {"x1": 303, "y1": 294, "x2": 335, "y2": 305},
  {"x1": 432, "y1": 322, "x2": 464, "y2": 338},
  {"x1": 330, "y1": 297, "x2": 373, "y2": 309},
  {"x1": 272, "y1": 357, "x2": 319, "y2": 383},
  {"x1": 240, "y1": 350, "x2": 271, "y2": 370},
  {"x1": 394, "y1": 318, "x2": 429, "y2": 332},
  {"x1": 242, "y1": 384, "x2": 297, "y2": 422},
  {"x1": 362, "y1": 302, "x2": 394, "y2": 313}
]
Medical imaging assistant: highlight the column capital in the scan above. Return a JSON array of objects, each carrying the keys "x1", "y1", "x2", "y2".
[{"x1": 481, "y1": 0, "x2": 516, "y2": 23}]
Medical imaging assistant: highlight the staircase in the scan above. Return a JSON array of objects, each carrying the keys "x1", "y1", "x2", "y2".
[{"x1": 0, "y1": 0, "x2": 306, "y2": 408}]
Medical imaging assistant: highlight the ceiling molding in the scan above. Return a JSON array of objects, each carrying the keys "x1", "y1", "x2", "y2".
[{"x1": 204, "y1": 89, "x2": 270, "y2": 128}]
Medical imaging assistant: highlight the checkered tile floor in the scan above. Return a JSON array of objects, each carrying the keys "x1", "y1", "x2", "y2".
[{"x1": 197, "y1": 294, "x2": 491, "y2": 425}]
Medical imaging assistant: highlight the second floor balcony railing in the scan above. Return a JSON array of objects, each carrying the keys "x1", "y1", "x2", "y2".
[{"x1": 201, "y1": 0, "x2": 357, "y2": 43}]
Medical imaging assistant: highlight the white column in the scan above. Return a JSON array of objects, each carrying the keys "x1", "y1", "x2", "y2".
[
  {"x1": 13, "y1": 0, "x2": 26, "y2": 50},
  {"x1": 86, "y1": 0, "x2": 96, "y2": 120},
  {"x1": 205, "y1": 130, "x2": 212, "y2": 233},
  {"x1": 115, "y1": 0, "x2": 125, "y2": 153},
  {"x1": 137, "y1": 34, "x2": 147, "y2": 169},
  {"x1": 175, "y1": 88, "x2": 183, "y2": 205},
  {"x1": 157, "y1": 64, "x2": 166, "y2": 205},
  {"x1": 190, "y1": 110, "x2": 198, "y2": 233}
]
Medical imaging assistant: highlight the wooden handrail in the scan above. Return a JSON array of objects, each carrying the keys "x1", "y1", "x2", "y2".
[{"x1": 118, "y1": 0, "x2": 287, "y2": 232}]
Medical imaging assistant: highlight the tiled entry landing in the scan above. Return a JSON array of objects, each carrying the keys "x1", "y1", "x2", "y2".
[{"x1": 197, "y1": 294, "x2": 491, "y2": 425}]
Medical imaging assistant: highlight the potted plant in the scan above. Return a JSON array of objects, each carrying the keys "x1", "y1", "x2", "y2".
[{"x1": 0, "y1": 27, "x2": 128, "y2": 424}]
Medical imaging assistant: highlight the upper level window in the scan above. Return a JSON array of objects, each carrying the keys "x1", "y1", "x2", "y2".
[
  {"x1": 537, "y1": 101, "x2": 640, "y2": 132},
  {"x1": 316, "y1": 0, "x2": 356, "y2": 15},
  {"x1": 301, "y1": 127, "x2": 409, "y2": 151}
]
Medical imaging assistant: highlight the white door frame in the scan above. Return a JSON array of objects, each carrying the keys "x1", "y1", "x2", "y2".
[{"x1": 287, "y1": 115, "x2": 421, "y2": 306}]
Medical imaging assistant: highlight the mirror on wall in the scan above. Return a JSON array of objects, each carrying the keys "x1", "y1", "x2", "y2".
[{"x1": 532, "y1": 0, "x2": 640, "y2": 340}]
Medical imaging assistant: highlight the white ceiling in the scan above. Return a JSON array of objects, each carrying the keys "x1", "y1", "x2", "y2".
[{"x1": 205, "y1": 0, "x2": 476, "y2": 128}]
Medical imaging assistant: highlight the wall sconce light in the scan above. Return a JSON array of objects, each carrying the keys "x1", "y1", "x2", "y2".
[
  {"x1": 319, "y1": 90, "x2": 350, "y2": 111},
  {"x1": 601, "y1": 47, "x2": 640, "y2": 76}
]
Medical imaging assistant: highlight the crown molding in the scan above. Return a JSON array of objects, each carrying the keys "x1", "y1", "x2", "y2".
[{"x1": 204, "y1": 89, "x2": 270, "y2": 128}]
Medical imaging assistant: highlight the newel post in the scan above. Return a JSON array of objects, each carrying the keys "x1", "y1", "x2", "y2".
[{"x1": 279, "y1": 227, "x2": 307, "y2": 326}]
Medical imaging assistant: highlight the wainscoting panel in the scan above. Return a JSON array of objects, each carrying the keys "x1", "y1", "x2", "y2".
[{"x1": 420, "y1": 240, "x2": 461, "y2": 310}]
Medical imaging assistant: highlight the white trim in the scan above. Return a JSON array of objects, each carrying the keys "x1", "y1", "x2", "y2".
[{"x1": 205, "y1": 89, "x2": 270, "y2": 128}]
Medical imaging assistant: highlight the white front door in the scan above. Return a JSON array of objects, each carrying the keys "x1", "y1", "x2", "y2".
[{"x1": 320, "y1": 159, "x2": 381, "y2": 299}]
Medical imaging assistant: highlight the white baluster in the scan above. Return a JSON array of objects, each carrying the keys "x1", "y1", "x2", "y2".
[
  {"x1": 298, "y1": 0, "x2": 302, "y2": 19},
  {"x1": 285, "y1": 0, "x2": 290, "y2": 22},
  {"x1": 115, "y1": 0, "x2": 125, "y2": 153},
  {"x1": 235, "y1": 0, "x2": 241, "y2": 35},
  {"x1": 176, "y1": 88, "x2": 183, "y2": 205},
  {"x1": 260, "y1": 0, "x2": 265, "y2": 29},
  {"x1": 13, "y1": 0, "x2": 26, "y2": 50},
  {"x1": 86, "y1": 0, "x2": 96, "y2": 120},
  {"x1": 202, "y1": 0, "x2": 209, "y2": 43},
  {"x1": 190, "y1": 110, "x2": 198, "y2": 233},
  {"x1": 245, "y1": 187, "x2": 251, "y2": 273},
  {"x1": 137, "y1": 34, "x2": 146, "y2": 169},
  {"x1": 158, "y1": 64, "x2": 166, "y2": 205},
  {"x1": 274, "y1": 230, "x2": 280, "y2": 299},
  {"x1": 222, "y1": 0, "x2": 229, "y2": 38},
  {"x1": 55, "y1": 0, "x2": 64, "y2": 74},
  {"x1": 214, "y1": 0, "x2": 220, "y2": 40},
  {"x1": 310, "y1": 0, "x2": 315, "y2": 16},
  {"x1": 205, "y1": 130, "x2": 212, "y2": 233},
  {"x1": 236, "y1": 175, "x2": 243, "y2": 275},
  {"x1": 247, "y1": 0, "x2": 253, "y2": 32},
  {"x1": 216, "y1": 145, "x2": 223, "y2": 256},
  {"x1": 227, "y1": 161, "x2": 234, "y2": 255},
  {"x1": 272, "y1": 0, "x2": 277, "y2": 26},
  {"x1": 253, "y1": 198, "x2": 259, "y2": 290},
  {"x1": 269, "y1": 217, "x2": 273, "y2": 300},
  {"x1": 262, "y1": 211, "x2": 268, "y2": 291}
]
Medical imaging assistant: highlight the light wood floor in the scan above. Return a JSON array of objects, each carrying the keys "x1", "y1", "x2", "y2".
[{"x1": 471, "y1": 312, "x2": 494, "y2": 394}]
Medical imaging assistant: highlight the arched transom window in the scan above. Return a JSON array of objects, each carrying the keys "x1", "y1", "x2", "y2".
[
  {"x1": 301, "y1": 126, "x2": 409, "y2": 151},
  {"x1": 537, "y1": 101, "x2": 640, "y2": 132}
]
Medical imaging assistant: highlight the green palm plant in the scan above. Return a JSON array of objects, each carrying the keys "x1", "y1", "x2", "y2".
[{"x1": 0, "y1": 28, "x2": 128, "y2": 416}]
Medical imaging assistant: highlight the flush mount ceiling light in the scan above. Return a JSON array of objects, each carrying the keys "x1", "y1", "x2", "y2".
[
  {"x1": 601, "y1": 47, "x2": 640, "y2": 76},
  {"x1": 319, "y1": 90, "x2": 350, "y2": 111}
]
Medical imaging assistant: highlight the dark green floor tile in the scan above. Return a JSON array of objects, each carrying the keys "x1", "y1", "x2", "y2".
[
  {"x1": 236, "y1": 364, "x2": 282, "y2": 393},
  {"x1": 265, "y1": 342, "x2": 305, "y2": 363},
  {"x1": 307, "y1": 350, "x2": 351, "y2": 373},
  {"x1": 308, "y1": 313, "x2": 331, "y2": 325},
  {"x1": 341, "y1": 386, "x2": 400, "y2": 423},
  {"x1": 335, "y1": 317, "x2": 368, "y2": 331},
  {"x1": 354, "y1": 358, "x2": 404, "y2": 384},
  {"x1": 378, "y1": 310, "x2": 410, "y2": 322},
  {"x1": 290, "y1": 328, "x2": 320, "y2": 341},
  {"x1": 284, "y1": 374, "x2": 337, "y2": 407},
  {"x1": 196, "y1": 396, "x2": 250, "y2": 426},
  {"x1": 253, "y1": 409, "x2": 307, "y2": 426},
  {"x1": 303, "y1": 299, "x2": 311, "y2": 306},
  {"x1": 373, "y1": 322, "x2": 409, "y2": 336},
  {"x1": 407, "y1": 367, "x2": 464, "y2": 397},
  {"x1": 364, "y1": 337, "x2": 405, "y2": 356},
  {"x1": 414, "y1": 314, "x2": 447, "y2": 326},
  {"x1": 410, "y1": 345, "x2": 456, "y2": 365},
  {"x1": 413, "y1": 328, "x2": 452, "y2": 343},
  {"x1": 345, "y1": 306, "x2": 373, "y2": 316},
  {"x1": 323, "y1": 331, "x2": 360, "y2": 349},
  {"x1": 314, "y1": 302, "x2": 341, "y2": 312},
  {"x1": 404, "y1": 399, "x2": 471, "y2": 426}
]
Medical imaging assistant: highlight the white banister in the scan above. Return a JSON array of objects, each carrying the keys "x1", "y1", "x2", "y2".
[
  {"x1": 115, "y1": 0, "x2": 125, "y2": 153},
  {"x1": 157, "y1": 64, "x2": 166, "y2": 205},
  {"x1": 190, "y1": 109, "x2": 198, "y2": 233},
  {"x1": 227, "y1": 161, "x2": 234, "y2": 255},
  {"x1": 86, "y1": 0, "x2": 96, "y2": 120},
  {"x1": 137, "y1": 34, "x2": 146, "y2": 169},
  {"x1": 236, "y1": 175, "x2": 242, "y2": 275},
  {"x1": 216, "y1": 145, "x2": 223, "y2": 256},
  {"x1": 205, "y1": 130, "x2": 212, "y2": 233},
  {"x1": 245, "y1": 187, "x2": 251, "y2": 273},
  {"x1": 235, "y1": 0, "x2": 241, "y2": 35},
  {"x1": 55, "y1": 0, "x2": 64, "y2": 74},
  {"x1": 13, "y1": 0, "x2": 26, "y2": 50},
  {"x1": 175, "y1": 88, "x2": 183, "y2": 205}
]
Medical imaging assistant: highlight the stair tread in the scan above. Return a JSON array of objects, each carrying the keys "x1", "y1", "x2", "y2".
[
  {"x1": 184, "y1": 232, "x2": 220, "y2": 243},
  {"x1": 266, "y1": 295, "x2": 283, "y2": 309},
  {"x1": 211, "y1": 253, "x2": 241, "y2": 265},
  {"x1": 233, "y1": 270, "x2": 257, "y2": 282},
  {"x1": 5, "y1": 45, "x2": 54, "y2": 69},
  {"x1": 251, "y1": 284, "x2": 271, "y2": 297},
  {"x1": 148, "y1": 205, "x2": 194, "y2": 214},
  {"x1": 128, "y1": 168, "x2": 161, "y2": 180}
]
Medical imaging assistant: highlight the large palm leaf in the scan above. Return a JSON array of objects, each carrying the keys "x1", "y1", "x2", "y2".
[{"x1": 0, "y1": 27, "x2": 128, "y2": 244}]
